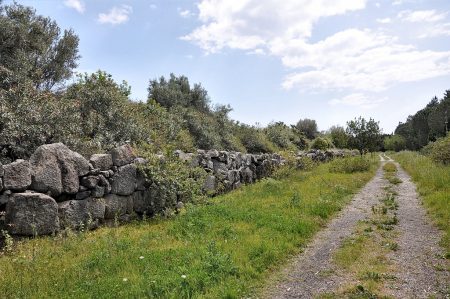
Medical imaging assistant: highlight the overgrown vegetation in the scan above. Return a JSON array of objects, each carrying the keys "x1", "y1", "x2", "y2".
[
  {"x1": 393, "y1": 152, "x2": 450, "y2": 255},
  {"x1": 329, "y1": 156, "x2": 372, "y2": 174},
  {"x1": 0, "y1": 159, "x2": 378, "y2": 298}
]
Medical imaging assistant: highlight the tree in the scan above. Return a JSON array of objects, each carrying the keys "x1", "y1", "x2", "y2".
[
  {"x1": 346, "y1": 117, "x2": 382, "y2": 154},
  {"x1": 148, "y1": 73, "x2": 211, "y2": 113},
  {"x1": 295, "y1": 118, "x2": 318, "y2": 139},
  {"x1": 0, "y1": 1, "x2": 80, "y2": 90},
  {"x1": 329, "y1": 125, "x2": 349, "y2": 148},
  {"x1": 384, "y1": 135, "x2": 406, "y2": 152}
]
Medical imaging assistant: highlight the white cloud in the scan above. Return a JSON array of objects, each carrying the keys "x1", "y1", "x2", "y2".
[
  {"x1": 280, "y1": 29, "x2": 450, "y2": 92},
  {"x1": 64, "y1": 0, "x2": 85, "y2": 14},
  {"x1": 182, "y1": 0, "x2": 367, "y2": 53},
  {"x1": 149, "y1": 4, "x2": 157, "y2": 10},
  {"x1": 179, "y1": 9, "x2": 194, "y2": 18},
  {"x1": 183, "y1": 1, "x2": 450, "y2": 95},
  {"x1": 418, "y1": 22, "x2": 450, "y2": 38},
  {"x1": 376, "y1": 17, "x2": 391, "y2": 24},
  {"x1": 329, "y1": 93, "x2": 386, "y2": 109},
  {"x1": 398, "y1": 10, "x2": 447, "y2": 23},
  {"x1": 98, "y1": 5, "x2": 132, "y2": 25}
]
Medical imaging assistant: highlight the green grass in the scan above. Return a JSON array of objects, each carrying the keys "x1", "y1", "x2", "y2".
[
  {"x1": 0, "y1": 157, "x2": 378, "y2": 299},
  {"x1": 393, "y1": 151, "x2": 450, "y2": 256}
]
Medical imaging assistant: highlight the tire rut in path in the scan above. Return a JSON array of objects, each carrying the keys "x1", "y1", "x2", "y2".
[
  {"x1": 265, "y1": 163, "x2": 388, "y2": 298},
  {"x1": 384, "y1": 162, "x2": 449, "y2": 298}
]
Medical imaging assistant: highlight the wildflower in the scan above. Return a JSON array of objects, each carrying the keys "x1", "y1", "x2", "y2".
[
  {"x1": 139, "y1": 256, "x2": 144, "y2": 260},
  {"x1": 181, "y1": 275, "x2": 187, "y2": 279},
  {"x1": 123, "y1": 278, "x2": 128, "y2": 282}
]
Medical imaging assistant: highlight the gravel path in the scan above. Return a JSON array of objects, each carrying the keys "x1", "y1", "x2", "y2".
[
  {"x1": 265, "y1": 157, "x2": 449, "y2": 298},
  {"x1": 384, "y1": 162, "x2": 449, "y2": 298},
  {"x1": 265, "y1": 162, "x2": 388, "y2": 298}
]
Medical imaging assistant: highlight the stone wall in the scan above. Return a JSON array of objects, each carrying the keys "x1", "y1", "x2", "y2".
[
  {"x1": 297, "y1": 149, "x2": 359, "y2": 162},
  {"x1": 0, "y1": 143, "x2": 284, "y2": 236}
]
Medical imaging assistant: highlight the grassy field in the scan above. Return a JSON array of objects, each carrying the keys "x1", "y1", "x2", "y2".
[
  {"x1": 0, "y1": 157, "x2": 378, "y2": 299},
  {"x1": 393, "y1": 151, "x2": 450, "y2": 255}
]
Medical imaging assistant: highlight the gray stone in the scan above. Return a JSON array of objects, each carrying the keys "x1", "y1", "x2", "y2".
[
  {"x1": 207, "y1": 149, "x2": 219, "y2": 158},
  {"x1": 81, "y1": 176, "x2": 99, "y2": 189},
  {"x1": 132, "y1": 190, "x2": 153, "y2": 215},
  {"x1": 213, "y1": 160, "x2": 228, "y2": 179},
  {"x1": 90, "y1": 154, "x2": 113, "y2": 171},
  {"x1": 3, "y1": 159, "x2": 32, "y2": 191},
  {"x1": 5, "y1": 193, "x2": 59, "y2": 235},
  {"x1": 100, "y1": 170, "x2": 110, "y2": 178},
  {"x1": 240, "y1": 167, "x2": 253, "y2": 184},
  {"x1": 203, "y1": 175, "x2": 216, "y2": 192},
  {"x1": 110, "y1": 144, "x2": 135, "y2": 167},
  {"x1": 98, "y1": 175, "x2": 111, "y2": 194},
  {"x1": 110, "y1": 164, "x2": 136, "y2": 196},
  {"x1": 75, "y1": 191, "x2": 91, "y2": 200},
  {"x1": 0, "y1": 162, "x2": 4, "y2": 177},
  {"x1": 0, "y1": 190, "x2": 12, "y2": 206},
  {"x1": 91, "y1": 185, "x2": 104, "y2": 198},
  {"x1": 58, "y1": 197, "x2": 105, "y2": 229},
  {"x1": 89, "y1": 168, "x2": 101, "y2": 175},
  {"x1": 30, "y1": 143, "x2": 90, "y2": 197},
  {"x1": 103, "y1": 194, "x2": 134, "y2": 219},
  {"x1": 0, "y1": 177, "x2": 2, "y2": 192}
]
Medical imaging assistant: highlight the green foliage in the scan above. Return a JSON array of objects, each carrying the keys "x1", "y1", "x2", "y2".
[
  {"x1": 148, "y1": 73, "x2": 210, "y2": 113},
  {"x1": 137, "y1": 144, "x2": 207, "y2": 209},
  {"x1": 0, "y1": 159, "x2": 376, "y2": 298},
  {"x1": 0, "y1": 81, "x2": 79, "y2": 162},
  {"x1": 422, "y1": 133, "x2": 450, "y2": 165},
  {"x1": 264, "y1": 122, "x2": 298, "y2": 150},
  {"x1": 329, "y1": 156, "x2": 373, "y2": 174},
  {"x1": 329, "y1": 125, "x2": 349, "y2": 149},
  {"x1": 384, "y1": 134, "x2": 406, "y2": 152},
  {"x1": 294, "y1": 118, "x2": 318, "y2": 140},
  {"x1": 382, "y1": 162, "x2": 396, "y2": 173},
  {"x1": 395, "y1": 91, "x2": 450, "y2": 150},
  {"x1": 311, "y1": 137, "x2": 333, "y2": 150},
  {"x1": 346, "y1": 117, "x2": 382, "y2": 154},
  {"x1": 0, "y1": 2, "x2": 79, "y2": 90},
  {"x1": 237, "y1": 124, "x2": 277, "y2": 153},
  {"x1": 394, "y1": 151, "x2": 450, "y2": 254}
]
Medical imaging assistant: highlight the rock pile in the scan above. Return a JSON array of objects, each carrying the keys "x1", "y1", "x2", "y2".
[
  {"x1": 297, "y1": 149, "x2": 359, "y2": 162},
  {"x1": 0, "y1": 143, "x2": 283, "y2": 236}
]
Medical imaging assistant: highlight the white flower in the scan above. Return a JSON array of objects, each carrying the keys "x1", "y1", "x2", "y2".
[
  {"x1": 181, "y1": 275, "x2": 187, "y2": 279},
  {"x1": 123, "y1": 278, "x2": 128, "y2": 282},
  {"x1": 139, "y1": 256, "x2": 144, "y2": 260}
]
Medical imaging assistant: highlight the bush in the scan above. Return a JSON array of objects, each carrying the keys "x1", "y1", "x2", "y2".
[
  {"x1": 422, "y1": 133, "x2": 450, "y2": 165},
  {"x1": 329, "y1": 157, "x2": 371, "y2": 173},
  {"x1": 384, "y1": 135, "x2": 406, "y2": 152},
  {"x1": 311, "y1": 137, "x2": 333, "y2": 150},
  {"x1": 383, "y1": 162, "x2": 397, "y2": 173},
  {"x1": 237, "y1": 124, "x2": 277, "y2": 153}
]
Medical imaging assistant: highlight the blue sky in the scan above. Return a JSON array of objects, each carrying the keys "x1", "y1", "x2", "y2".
[{"x1": 9, "y1": 0, "x2": 450, "y2": 133}]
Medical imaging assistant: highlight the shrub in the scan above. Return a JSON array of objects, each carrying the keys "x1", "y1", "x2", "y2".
[
  {"x1": 329, "y1": 157, "x2": 371, "y2": 173},
  {"x1": 383, "y1": 162, "x2": 397, "y2": 173},
  {"x1": 422, "y1": 133, "x2": 450, "y2": 165},
  {"x1": 237, "y1": 124, "x2": 277, "y2": 153},
  {"x1": 384, "y1": 135, "x2": 406, "y2": 152},
  {"x1": 311, "y1": 137, "x2": 333, "y2": 150}
]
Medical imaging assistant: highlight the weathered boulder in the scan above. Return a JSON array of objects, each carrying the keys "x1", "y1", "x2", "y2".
[
  {"x1": 240, "y1": 167, "x2": 253, "y2": 184},
  {"x1": 30, "y1": 143, "x2": 90, "y2": 197},
  {"x1": 3, "y1": 159, "x2": 31, "y2": 191},
  {"x1": 110, "y1": 164, "x2": 136, "y2": 196},
  {"x1": 98, "y1": 175, "x2": 111, "y2": 194},
  {"x1": 5, "y1": 192, "x2": 59, "y2": 235},
  {"x1": 0, "y1": 190, "x2": 12, "y2": 206},
  {"x1": 103, "y1": 194, "x2": 133, "y2": 219},
  {"x1": 58, "y1": 197, "x2": 105, "y2": 229},
  {"x1": 110, "y1": 144, "x2": 135, "y2": 167},
  {"x1": 89, "y1": 154, "x2": 113, "y2": 171},
  {"x1": 75, "y1": 190, "x2": 91, "y2": 200}
]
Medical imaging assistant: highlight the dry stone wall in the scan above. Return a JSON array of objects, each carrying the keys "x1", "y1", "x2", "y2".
[{"x1": 0, "y1": 143, "x2": 284, "y2": 236}]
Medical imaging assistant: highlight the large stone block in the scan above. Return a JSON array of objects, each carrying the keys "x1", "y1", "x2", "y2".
[
  {"x1": 58, "y1": 197, "x2": 105, "y2": 229},
  {"x1": 90, "y1": 154, "x2": 113, "y2": 171},
  {"x1": 110, "y1": 164, "x2": 136, "y2": 196},
  {"x1": 103, "y1": 194, "x2": 134, "y2": 219},
  {"x1": 30, "y1": 143, "x2": 90, "y2": 197},
  {"x1": 203, "y1": 175, "x2": 216, "y2": 192},
  {"x1": 5, "y1": 192, "x2": 59, "y2": 235},
  {"x1": 110, "y1": 144, "x2": 135, "y2": 167},
  {"x1": 3, "y1": 159, "x2": 31, "y2": 191}
]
